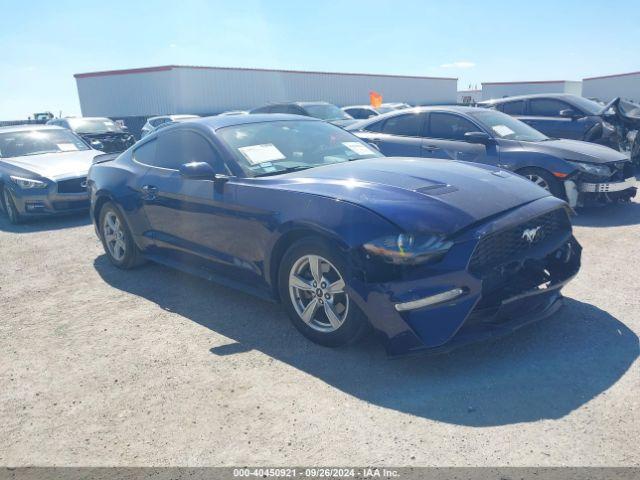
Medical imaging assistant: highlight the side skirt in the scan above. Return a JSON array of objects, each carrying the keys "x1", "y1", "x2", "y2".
[{"x1": 143, "y1": 252, "x2": 278, "y2": 304}]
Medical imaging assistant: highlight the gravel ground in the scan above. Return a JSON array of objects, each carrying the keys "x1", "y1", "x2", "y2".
[{"x1": 0, "y1": 199, "x2": 638, "y2": 467}]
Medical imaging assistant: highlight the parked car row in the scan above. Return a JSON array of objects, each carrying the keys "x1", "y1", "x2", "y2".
[
  {"x1": 478, "y1": 93, "x2": 640, "y2": 166},
  {"x1": 347, "y1": 106, "x2": 637, "y2": 208}
]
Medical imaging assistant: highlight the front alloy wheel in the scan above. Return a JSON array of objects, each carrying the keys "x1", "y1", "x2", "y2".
[
  {"x1": 289, "y1": 254, "x2": 349, "y2": 333},
  {"x1": 2, "y1": 188, "x2": 21, "y2": 224},
  {"x1": 279, "y1": 238, "x2": 369, "y2": 347},
  {"x1": 525, "y1": 173, "x2": 550, "y2": 191}
]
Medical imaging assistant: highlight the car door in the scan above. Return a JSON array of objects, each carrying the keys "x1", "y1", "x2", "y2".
[
  {"x1": 137, "y1": 128, "x2": 251, "y2": 279},
  {"x1": 519, "y1": 98, "x2": 585, "y2": 139},
  {"x1": 358, "y1": 112, "x2": 426, "y2": 157},
  {"x1": 421, "y1": 112, "x2": 497, "y2": 164}
]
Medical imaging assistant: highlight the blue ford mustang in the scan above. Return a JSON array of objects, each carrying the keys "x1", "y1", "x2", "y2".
[{"x1": 88, "y1": 114, "x2": 581, "y2": 356}]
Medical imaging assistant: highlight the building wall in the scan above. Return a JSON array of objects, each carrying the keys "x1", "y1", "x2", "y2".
[
  {"x1": 457, "y1": 90, "x2": 482, "y2": 105},
  {"x1": 582, "y1": 72, "x2": 640, "y2": 103},
  {"x1": 481, "y1": 81, "x2": 582, "y2": 100},
  {"x1": 75, "y1": 66, "x2": 457, "y2": 117}
]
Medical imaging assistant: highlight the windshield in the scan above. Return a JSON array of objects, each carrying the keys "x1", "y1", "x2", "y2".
[
  {"x1": 0, "y1": 129, "x2": 90, "y2": 158},
  {"x1": 567, "y1": 95, "x2": 605, "y2": 115},
  {"x1": 304, "y1": 104, "x2": 352, "y2": 121},
  {"x1": 469, "y1": 110, "x2": 549, "y2": 142},
  {"x1": 67, "y1": 118, "x2": 124, "y2": 134},
  {"x1": 217, "y1": 120, "x2": 382, "y2": 177}
]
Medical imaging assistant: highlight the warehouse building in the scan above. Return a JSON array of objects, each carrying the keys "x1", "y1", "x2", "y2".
[
  {"x1": 481, "y1": 80, "x2": 582, "y2": 100},
  {"x1": 582, "y1": 71, "x2": 640, "y2": 104},
  {"x1": 74, "y1": 65, "x2": 457, "y2": 122},
  {"x1": 457, "y1": 89, "x2": 482, "y2": 105}
]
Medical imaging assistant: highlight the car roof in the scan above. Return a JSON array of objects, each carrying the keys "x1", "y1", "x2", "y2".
[
  {"x1": 347, "y1": 105, "x2": 486, "y2": 129},
  {"x1": 64, "y1": 116, "x2": 111, "y2": 121},
  {"x1": 342, "y1": 105, "x2": 377, "y2": 110},
  {"x1": 174, "y1": 113, "x2": 323, "y2": 130},
  {"x1": 479, "y1": 93, "x2": 581, "y2": 105},
  {"x1": 0, "y1": 124, "x2": 64, "y2": 133}
]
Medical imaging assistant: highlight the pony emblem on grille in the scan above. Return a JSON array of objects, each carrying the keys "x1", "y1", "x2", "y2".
[{"x1": 522, "y1": 226, "x2": 543, "y2": 244}]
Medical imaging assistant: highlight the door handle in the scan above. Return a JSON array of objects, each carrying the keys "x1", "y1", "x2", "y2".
[
  {"x1": 422, "y1": 144, "x2": 440, "y2": 151},
  {"x1": 141, "y1": 185, "x2": 158, "y2": 200}
]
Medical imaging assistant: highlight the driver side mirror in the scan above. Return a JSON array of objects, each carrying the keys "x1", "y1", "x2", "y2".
[
  {"x1": 464, "y1": 131, "x2": 494, "y2": 144},
  {"x1": 179, "y1": 161, "x2": 216, "y2": 180},
  {"x1": 559, "y1": 109, "x2": 581, "y2": 120}
]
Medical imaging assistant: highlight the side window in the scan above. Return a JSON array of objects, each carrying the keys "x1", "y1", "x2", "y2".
[
  {"x1": 251, "y1": 105, "x2": 272, "y2": 114},
  {"x1": 269, "y1": 105, "x2": 289, "y2": 114},
  {"x1": 380, "y1": 113, "x2": 423, "y2": 137},
  {"x1": 133, "y1": 139, "x2": 157, "y2": 165},
  {"x1": 501, "y1": 101, "x2": 525, "y2": 115},
  {"x1": 154, "y1": 130, "x2": 221, "y2": 170},
  {"x1": 529, "y1": 99, "x2": 573, "y2": 117},
  {"x1": 429, "y1": 113, "x2": 479, "y2": 140},
  {"x1": 364, "y1": 120, "x2": 385, "y2": 133}
]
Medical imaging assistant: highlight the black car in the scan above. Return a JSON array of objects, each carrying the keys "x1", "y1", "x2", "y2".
[
  {"x1": 478, "y1": 94, "x2": 620, "y2": 150},
  {"x1": 47, "y1": 117, "x2": 136, "y2": 154},
  {"x1": 348, "y1": 106, "x2": 636, "y2": 208},
  {"x1": 250, "y1": 101, "x2": 357, "y2": 127}
]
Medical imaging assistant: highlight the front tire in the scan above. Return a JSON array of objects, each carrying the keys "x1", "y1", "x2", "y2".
[
  {"x1": 278, "y1": 238, "x2": 369, "y2": 347},
  {"x1": 2, "y1": 188, "x2": 21, "y2": 225},
  {"x1": 517, "y1": 167, "x2": 565, "y2": 199},
  {"x1": 99, "y1": 202, "x2": 144, "y2": 269}
]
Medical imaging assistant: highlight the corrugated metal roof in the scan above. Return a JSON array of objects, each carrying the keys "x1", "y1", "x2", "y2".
[
  {"x1": 583, "y1": 71, "x2": 640, "y2": 81},
  {"x1": 74, "y1": 65, "x2": 457, "y2": 81},
  {"x1": 482, "y1": 80, "x2": 575, "y2": 85}
]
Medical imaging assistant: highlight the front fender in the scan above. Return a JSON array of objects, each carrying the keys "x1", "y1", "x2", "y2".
[
  {"x1": 261, "y1": 192, "x2": 401, "y2": 292},
  {"x1": 498, "y1": 150, "x2": 576, "y2": 177}
]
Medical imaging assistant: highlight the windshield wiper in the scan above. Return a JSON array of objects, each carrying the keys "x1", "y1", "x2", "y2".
[{"x1": 254, "y1": 165, "x2": 313, "y2": 177}]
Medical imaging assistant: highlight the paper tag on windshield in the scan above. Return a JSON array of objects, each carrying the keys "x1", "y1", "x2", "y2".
[
  {"x1": 342, "y1": 142, "x2": 376, "y2": 156},
  {"x1": 492, "y1": 125, "x2": 514, "y2": 136},
  {"x1": 57, "y1": 143, "x2": 79, "y2": 151},
  {"x1": 238, "y1": 144, "x2": 285, "y2": 165}
]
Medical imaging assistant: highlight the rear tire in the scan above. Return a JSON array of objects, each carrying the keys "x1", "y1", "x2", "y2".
[
  {"x1": 517, "y1": 167, "x2": 565, "y2": 199},
  {"x1": 278, "y1": 237, "x2": 369, "y2": 347},
  {"x1": 2, "y1": 188, "x2": 21, "y2": 225},
  {"x1": 99, "y1": 202, "x2": 145, "y2": 269}
]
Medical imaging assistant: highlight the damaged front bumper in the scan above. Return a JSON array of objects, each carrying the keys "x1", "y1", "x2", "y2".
[
  {"x1": 347, "y1": 198, "x2": 582, "y2": 356},
  {"x1": 563, "y1": 170, "x2": 637, "y2": 208}
]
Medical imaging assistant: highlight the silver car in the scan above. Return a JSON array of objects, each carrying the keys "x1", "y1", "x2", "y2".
[
  {"x1": 0, "y1": 125, "x2": 100, "y2": 224},
  {"x1": 140, "y1": 114, "x2": 200, "y2": 138}
]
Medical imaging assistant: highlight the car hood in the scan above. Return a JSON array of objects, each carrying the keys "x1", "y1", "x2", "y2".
[
  {"x1": 1, "y1": 150, "x2": 100, "y2": 179},
  {"x1": 520, "y1": 138, "x2": 628, "y2": 164},
  {"x1": 263, "y1": 157, "x2": 552, "y2": 235}
]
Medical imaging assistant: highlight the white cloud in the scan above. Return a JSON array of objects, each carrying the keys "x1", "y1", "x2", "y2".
[
  {"x1": 169, "y1": 43, "x2": 178, "y2": 48},
  {"x1": 440, "y1": 61, "x2": 476, "y2": 69}
]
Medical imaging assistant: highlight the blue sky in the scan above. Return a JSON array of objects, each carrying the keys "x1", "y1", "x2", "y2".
[{"x1": 1, "y1": 0, "x2": 639, "y2": 119}]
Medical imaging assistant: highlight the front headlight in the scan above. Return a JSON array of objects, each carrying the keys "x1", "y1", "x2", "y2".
[
  {"x1": 10, "y1": 176, "x2": 48, "y2": 189},
  {"x1": 363, "y1": 233, "x2": 453, "y2": 265},
  {"x1": 90, "y1": 139, "x2": 104, "y2": 150},
  {"x1": 567, "y1": 161, "x2": 611, "y2": 177}
]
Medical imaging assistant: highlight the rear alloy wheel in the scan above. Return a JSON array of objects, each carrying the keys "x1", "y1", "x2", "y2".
[
  {"x1": 279, "y1": 238, "x2": 369, "y2": 347},
  {"x1": 2, "y1": 188, "x2": 21, "y2": 224},
  {"x1": 518, "y1": 167, "x2": 565, "y2": 199},
  {"x1": 99, "y1": 202, "x2": 144, "y2": 269}
]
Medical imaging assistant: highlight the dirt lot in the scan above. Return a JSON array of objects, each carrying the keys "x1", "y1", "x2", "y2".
[{"x1": 0, "y1": 200, "x2": 638, "y2": 467}]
